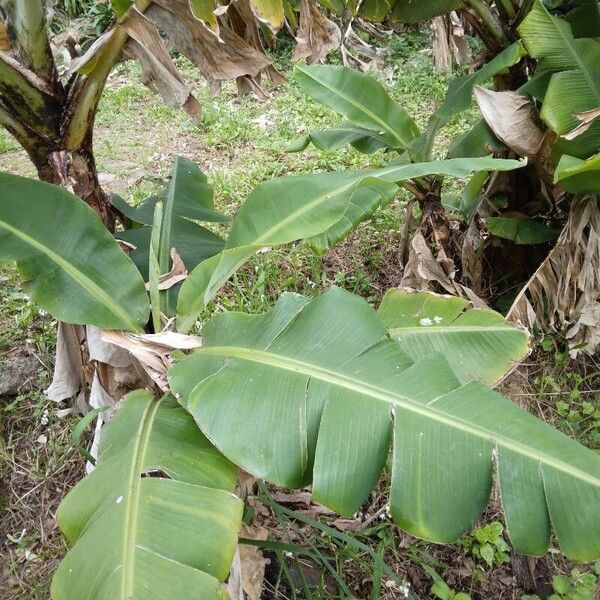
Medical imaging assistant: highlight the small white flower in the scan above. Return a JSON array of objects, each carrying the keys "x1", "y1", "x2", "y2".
[
  {"x1": 433, "y1": 315, "x2": 443, "y2": 323},
  {"x1": 419, "y1": 317, "x2": 433, "y2": 326},
  {"x1": 40, "y1": 409, "x2": 49, "y2": 426}
]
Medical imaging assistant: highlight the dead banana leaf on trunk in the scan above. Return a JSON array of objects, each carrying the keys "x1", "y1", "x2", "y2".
[
  {"x1": 65, "y1": 0, "x2": 281, "y2": 106},
  {"x1": 400, "y1": 231, "x2": 487, "y2": 307},
  {"x1": 146, "y1": 1, "x2": 275, "y2": 97},
  {"x1": 122, "y1": 8, "x2": 201, "y2": 119},
  {"x1": 431, "y1": 12, "x2": 471, "y2": 73},
  {"x1": 474, "y1": 86, "x2": 557, "y2": 188},
  {"x1": 46, "y1": 322, "x2": 86, "y2": 402},
  {"x1": 474, "y1": 86, "x2": 545, "y2": 159},
  {"x1": 292, "y1": 0, "x2": 341, "y2": 64},
  {"x1": 100, "y1": 329, "x2": 202, "y2": 391},
  {"x1": 508, "y1": 196, "x2": 600, "y2": 357}
]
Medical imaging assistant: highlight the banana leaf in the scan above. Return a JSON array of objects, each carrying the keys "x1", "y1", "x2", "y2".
[
  {"x1": 52, "y1": 391, "x2": 243, "y2": 600},
  {"x1": 170, "y1": 287, "x2": 600, "y2": 561},
  {"x1": 0, "y1": 172, "x2": 149, "y2": 331}
]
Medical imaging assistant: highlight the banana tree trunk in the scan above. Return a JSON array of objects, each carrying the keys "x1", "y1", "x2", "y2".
[
  {"x1": 0, "y1": 0, "x2": 131, "y2": 231},
  {"x1": 35, "y1": 143, "x2": 115, "y2": 231}
]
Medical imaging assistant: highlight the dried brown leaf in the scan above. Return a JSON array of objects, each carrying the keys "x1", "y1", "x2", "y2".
[
  {"x1": 508, "y1": 196, "x2": 600, "y2": 356},
  {"x1": 401, "y1": 232, "x2": 487, "y2": 307},
  {"x1": 155, "y1": 248, "x2": 188, "y2": 290},
  {"x1": 238, "y1": 524, "x2": 269, "y2": 600},
  {"x1": 45, "y1": 322, "x2": 85, "y2": 402},
  {"x1": 100, "y1": 329, "x2": 202, "y2": 391},
  {"x1": 474, "y1": 86, "x2": 545, "y2": 159},
  {"x1": 563, "y1": 107, "x2": 600, "y2": 141},
  {"x1": 401, "y1": 232, "x2": 458, "y2": 295},
  {"x1": 341, "y1": 24, "x2": 387, "y2": 71},
  {"x1": 0, "y1": 20, "x2": 10, "y2": 52},
  {"x1": 292, "y1": 0, "x2": 341, "y2": 64},
  {"x1": 122, "y1": 8, "x2": 201, "y2": 119},
  {"x1": 431, "y1": 13, "x2": 470, "y2": 73},
  {"x1": 146, "y1": 1, "x2": 272, "y2": 89}
]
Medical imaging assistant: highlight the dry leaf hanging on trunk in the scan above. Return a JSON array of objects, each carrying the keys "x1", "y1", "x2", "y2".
[
  {"x1": 508, "y1": 196, "x2": 600, "y2": 357},
  {"x1": 0, "y1": 19, "x2": 10, "y2": 51},
  {"x1": 100, "y1": 329, "x2": 202, "y2": 391},
  {"x1": 122, "y1": 8, "x2": 201, "y2": 119},
  {"x1": 228, "y1": 0, "x2": 287, "y2": 95},
  {"x1": 46, "y1": 322, "x2": 86, "y2": 402},
  {"x1": 431, "y1": 12, "x2": 471, "y2": 73},
  {"x1": 146, "y1": 1, "x2": 274, "y2": 97},
  {"x1": 474, "y1": 86, "x2": 557, "y2": 188},
  {"x1": 341, "y1": 23, "x2": 387, "y2": 71},
  {"x1": 400, "y1": 232, "x2": 488, "y2": 307},
  {"x1": 474, "y1": 86, "x2": 545, "y2": 159},
  {"x1": 292, "y1": 0, "x2": 341, "y2": 64}
]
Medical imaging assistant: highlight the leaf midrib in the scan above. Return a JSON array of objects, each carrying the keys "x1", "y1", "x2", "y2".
[
  {"x1": 196, "y1": 345, "x2": 600, "y2": 488},
  {"x1": 389, "y1": 325, "x2": 521, "y2": 334},
  {"x1": 0, "y1": 215, "x2": 140, "y2": 331},
  {"x1": 121, "y1": 397, "x2": 161, "y2": 599}
]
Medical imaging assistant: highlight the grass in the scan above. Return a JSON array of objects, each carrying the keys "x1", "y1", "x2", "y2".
[{"x1": 0, "y1": 27, "x2": 598, "y2": 600}]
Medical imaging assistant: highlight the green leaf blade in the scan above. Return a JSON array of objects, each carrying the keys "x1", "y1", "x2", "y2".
[
  {"x1": 294, "y1": 64, "x2": 420, "y2": 149},
  {"x1": 378, "y1": 289, "x2": 529, "y2": 386},
  {"x1": 0, "y1": 173, "x2": 149, "y2": 331},
  {"x1": 52, "y1": 392, "x2": 242, "y2": 600}
]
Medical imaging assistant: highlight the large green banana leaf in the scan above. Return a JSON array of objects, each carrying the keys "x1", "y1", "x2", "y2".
[
  {"x1": 518, "y1": 0, "x2": 600, "y2": 159},
  {"x1": 170, "y1": 287, "x2": 600, "y2": 561},
  {"x1": 378, "y1": 289, "x2": 529, "y2": 386},
  {"x1": 176, "y1": 157, "x2": 525, "y2": 332},
  {"x1": 52, "y1": 391, "x2": 243, "y2": 600},
  {"x1": 0, "y1": 173, "x2": 149, "y2": 331},
  {"x1": 294, "y1": 64, "x2": 420, "y2": 149}
]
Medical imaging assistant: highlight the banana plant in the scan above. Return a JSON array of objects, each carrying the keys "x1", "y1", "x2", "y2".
[
  {"x1": 1, "y1": 161, "x2": 598, "y2": 600},
  {"x1": 288, "y1": 1, "x2": 600, "y2": 355}
]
